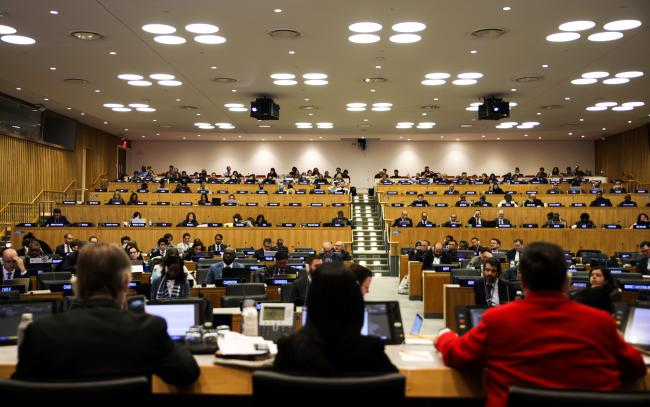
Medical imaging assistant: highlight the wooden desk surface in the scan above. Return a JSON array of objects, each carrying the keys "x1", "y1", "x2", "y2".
[{"x1": 1, "y1": 344, "x2": 646, "y2": 397}]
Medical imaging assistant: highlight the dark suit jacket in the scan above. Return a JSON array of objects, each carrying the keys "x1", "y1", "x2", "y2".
[
  {"x1": 13, "y1": 298, "x2": 199, "y2": 384},
  {"x1": 442, "y1": 221, "x2": 460, "y2": 227},
  {"x1": 43, "y1": 216, "x2": 71, "y2": 226},
  {"x1": 335, "y1": 250, "x2": 352, "y2": 261},
  {"x1": 273, "y1": 324, "x2": 397, "y2": 375},
  {"x1": 506, "y1": 249, "x2": 522, "y2": 263},
  {"x1": 254, "y1": 248, "x2": 268, "y2": 261},
  {"x1": 523, "y1": 199, "x2": 544, "y2": 207},
  {"x1": 409, "y1": 200, "x2": 430, "y2": 207},
  {"x1": 467, "y1": 217, "x2": 484, "y2": 227},
  {"x1": 494, "y1": 217, "x2": 511, "y2": 226},
  {"x1": 2, "y1": 268, "x2": 28, "y2": 280},
  {"x1": 416, "y1": 220, "x2": 434, "y2": 227},
  {"x1": 289, "y1": 274, "x2": 309, "y2": 306},
  {"x1": 473, "y1": 279, "x2": 516, "y2": 307},
  {"x1": 207, "y1": 244, "x2": 228, "y2": 252},
  {"x1": 55, "y1": 252, "x2": 79, "y2": 273},
  {"x1": 422, "y1": 251, "x2": 455, "y2": 270},
  {"x1": 55, "y1": 244, "x2": 73, "y2": 256},
  {"x1": 391, "y1": 217, "x2": 413, "y2": 227},
  {"x1": 638, "y1": 256, "x2": 649, "y2": 276},
  {"x1": 255, "y1": 265, "x2": 299, "y2": 282},
  {"x1": 590, "y1": 197, "x2": 612, "y2": 207}
]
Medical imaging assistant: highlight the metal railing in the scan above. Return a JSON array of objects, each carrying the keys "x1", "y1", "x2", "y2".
[{"x1": 0, "y1": 180, "x2": 76, "y2": 226}]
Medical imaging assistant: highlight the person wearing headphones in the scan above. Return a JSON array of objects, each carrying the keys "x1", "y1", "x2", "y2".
[{"x1": 474, "y1": 257, "x2": 516, "y2": 307}]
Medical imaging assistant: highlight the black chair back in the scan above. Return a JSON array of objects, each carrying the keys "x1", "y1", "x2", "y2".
[
  {"x1": 225, "y1": 283, "x2": 265, "y2": 296},
  {"x1": 0, "y1": 376, "x2": 150, "y2": 402},
  {"x1": 280, "y1": 282, "x2": 294, "y2": 303},
  {"x1": 253, "y1": 371, "x2": 405, "y2": 401},
  {"x1": 508, "y1": 386, "x2": 650, "y2": 407}
]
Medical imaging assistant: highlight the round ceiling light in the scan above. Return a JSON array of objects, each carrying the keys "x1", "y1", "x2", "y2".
[
  {"x1": 225, "y1": 103, "x2": 245, "y2": 108},
  {"x1": 127, "y1": 80, "x2": 153, "y2": 86},
  {"x1": 70, "y1": 31, "x2": 104, "y2": 41},
  {"x1": 136, "y1": 107, "x2": 156, "y2": 112},
  {"x1": 142, "y1": 24, "x2": 176, "y2": 34},
  {"x1": 586, "y1": 106, "x2": 607, "y2": 111},
  {"x1": 425, "y1": 72, "x2": 450, "y2": 79},
  {"x1": 389, "y1": 34, "x2": 421, "y2": 43},
  {"x1": 371, "y1": 107, "x2": 391, "y2": 111},
  {"x1": 347, "y1": 107, "x2": 366, "y2": 111},
  {"x1": 303, "y1": 73, "x2": 328, "y2": 80},
  {"x1": 154, "y1": 35, "x2": 186, "y2": 44},
  {"x1": 588, "y1": 31, "x2": 623, "y2": 42},
  {"x1": 559, "y1": 20, "x2": 595, "y2": 31},
  {"x1": 112, "y1": 107, "x2": 132, "y2": 112},
  {"x1": 194, "y1": 35, "x2": 226, "y2": 44},
  {"x1": 103, "y1": 103, "x2": 123, "y2": 108},
  {"x1": 594, "y1": 102, "x2": 617, "y2": 107},
  {"x1": 158, "y1": 80, "x2": 183, "y2": 86},
  {"x1": 452, "y1": 79, "x2": 477, "y2": 85},
  {"x1": 1, "y1": 35, "x2": 36, "y2": 45},
  {"x1": 185, "y1": 23, "x2": 219, "y2": 34},
  {"x1": 615, "y1": 71, "x2": 643, "y2": 78},
  {"x1": 372, "y1": 102, "x2": 392, "y2": 107},
  {"x1": 347, "y1": 103, "x2": 367, "y2": 108},
  {"x1": 348, "y1": 22, "x2": 382, "y2": 33},
  {"x1": 128, "y1": 103, "x2": 149, "y2": 108},
  {"x1": 392, "y1": 22, "x2": 426, "y2": 33},
  {"x1": 149, "y1": 73, "x2": 175, "y2": 80},
  {"x1": 581, "y1": 71, "x2": 609, "y2": 79},
  {"x1": 546, "y1": 32, "x2": 580, "y2": 42},
  {"x1": 622, "y1": 101, "x2": 644, "y2": 107},
  {"x1": 270, "y1": 73, "x2": 295, "y2": 79},
  {"x1": 305, "y1": 79, "x2": 328, "y2": 86},
  {"x1": 611, "y1": 106, "x2": 633, "y2": 111},
  {"x1": 603, "y1": 19, "x2": 642, "y2": 31},
  {"x1": 0, "y1": 25, "x2": 17, "y2": 35},
  {"x1": 466, "y1": 106, "x2": 479, "y2": 111},
  {"x1": 571, "y1": 78, "x2": 597, "y2": 85},
  {"x1": 117, "y1": 74, "x2": 143, "y2": 80},
  {"x1": 229, "y1": 107, "x2": 248, "y2": 112},
  {"x1": 457, "y1": 72, "x2": 483, "y2": 79},
  {"x1": 349, "y1": 34, "x2": 380, "y2": 43},
  {"x1": 421, "y1": 79, "x2": 446, "y2": 85},
  {"x1": 602, "y1": 77, "x2": 630, "y2": 85},
  {"x1": 273, "y1": 79, "x2": 297, "y2": 85}
]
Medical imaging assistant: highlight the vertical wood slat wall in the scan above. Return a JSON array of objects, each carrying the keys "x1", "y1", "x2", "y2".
[
  {"x1": 595, "y1": 124, "x2": 650, "y2": 184},
  {"x1": 0, "y1": 123, "x2": 119, "y2": 207}
]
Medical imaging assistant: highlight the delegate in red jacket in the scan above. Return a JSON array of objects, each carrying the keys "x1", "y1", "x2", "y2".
[{"x1": 436, "y1": 290, "x2": 646, "y2": 407}]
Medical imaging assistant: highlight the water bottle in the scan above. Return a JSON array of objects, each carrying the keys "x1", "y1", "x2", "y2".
[
  {"x1": 143, "y1": 262, "x2": 150, "y2": 273},
  {"x1": 17, "y1": 313, "x2": 33, "y2": 347},
  {"x1": 241, "y1": 299, "x2": 259, "y2": 336}
]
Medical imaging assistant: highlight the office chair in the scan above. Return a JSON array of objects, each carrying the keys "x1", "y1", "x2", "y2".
[
  {"x1": 253, "y1": 371, "x2": 405, "y2": 401},
  {"x1": 221, "y1": 283, "x2": 267, "y2": 307},
  {"x1": 0, "y1": 376, "x2": 150, "y2": 402},
  {"x1": 280, "y1": 282, "x2": 294, "y2": 303},
  {"x1": 507, "y1": 386, "x2": 650, "y2": 407}
]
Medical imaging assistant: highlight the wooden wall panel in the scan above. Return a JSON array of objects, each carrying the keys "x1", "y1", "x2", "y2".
[
  {"x1": 0, "y1": 124, "x2": 119, "y2": 207},
  {"x1": 595, "y1": 124, "x2": 650, "y2": 186}
]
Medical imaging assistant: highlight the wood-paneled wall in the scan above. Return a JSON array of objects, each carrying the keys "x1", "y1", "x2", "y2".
[
  {"x1": 0, "y1": 124, "x2": 119, "y2": 206},
  {"x1": 595, "y1": 124, "x2": 650, "y2": 185}
]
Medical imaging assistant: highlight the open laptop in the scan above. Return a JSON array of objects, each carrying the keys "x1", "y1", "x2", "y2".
[{"x1": 623, "y1": 305, "x2": 650, "y2": 351}]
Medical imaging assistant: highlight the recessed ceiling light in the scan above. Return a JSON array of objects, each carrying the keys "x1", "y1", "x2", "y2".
[
  {"x1": 304, "y1": 98, "x2": 310, "y2": 101},
  {"x1": 595, "y1": 102, "x2": 617, "y2": 107},
  {"x1": 305, "y1": 79, "x2": 328, "y2": 86},
  {"x1": 270, "y1": 73, "x2": 295, "y2": 79},
  {"x1": 43, "y1": 98, "x2": 49, "y2": 101},
  {"x1": 375, "y1": 65, "x2": 382, "y2": 69},
  {"x1": 49, "y1": 10, "x2": 59, "y2": 15},
  {"x1": 289, "y1": 50, "x2": 295, "y2": 54},
  {"x1": 0, "y1": 25, "x2": 16, "y2": 35},
  {"x1": 466, "y1": 106, "x2": 479, "y2": 111},
  {"x1": 194, "y1": 35, "x2": 226, "y2": 44},
  {"x1": 127, "y1": 80, "x2": 152, "y2": 86},
  {"x1": 511, "y1": 88, "x2": 517, "y2": 92},
  {"x1": 586, "y1": 106, "x2": 607, "y2": 111},
  {"x1": 582, "y1": 71, "x2": 609, "y2": 79},
  {"x1": 80, "y1": 112, "x2": 85, "y2": 116},
  {"x1": 370, "y1": 89, "x2": 376, "y2": 92},
  {"x1": 502, "y1": 6, "x2": 511, "y2": 11},
  {"x1": 103, "y1": 121, "x2": 108, "y2": 124},
  {"x1": 185, "y1": 23, "x2": 219, "y2": 34},
  {"x1": 421, "y1": 79, "x2": 446, "y2": 86},
  {"x1": 536, "y1": 112, "x2": 542, "y2": 115},
  {"x1": 303, "y1": 73, "x2": 327, "y2": 80},
  {"x1": 579, "y1": 118, "x2": 584, "y2": 121},
  {"x1": 273, "y1": 79, "x2": 297, "y2": 85},
  {"x1": 154, "y1": 35, "x2": 186, "y2": 44},
  {"x1": 49, "y1": 66, "x2": 56, "y2": 71},
  {"x1": 70, "y1": 31, "x2": 103, "y2": 41},
  {"x1": 176, "y1": 98, "x2": 182, "y2": 102},
  {"x1": 564, "y1": 97, "x2": 571, "y2": 100},
  {"x1": 112, "y1": 107, "x2": 132, "y2": 112},
  {"x1": 225, "y1": 103, "x2": 245, "y2": 108},
  {"x1": 622, "y1": 101, "x2": 644, "y2": 107},
  {"x1": 581, "y1": 135, "x2": 585, "y2": 138},
  {"x1": 602, "y1": 128, "x2": 606, "y2": 131},
  {"x1": 603, "y1": 19, "x2": 642, "y2": 31},
  {"x1": 541, "y1": 64, "x2": 549, "y2": 68},
  {"x1": 559, "y1": 20, "x2": 595, "y2": 31},
  {"x1": 142, "y1": 24, "x2": 176, "y2": 34},
  {"x1": 615, "y1": 71, "x2": 643, "y2": 78},
  {"x1": 118, "y1": 73, "x2": 143, "y2": 80},
  {"x1": 457, "y1": 72, "x2": 483, "y2": 79},
  {"x1": 198, "y1": 125, "x2": 215, "y2": 129},
  {"x1": 128, "y1": 103, "x2": 149, "y2": 108},
  {"x1": 392, "y1": 22, "x2": 426, "y2": 33},
  {"x1": 136, "y1": 107, "x2": 156, "y2": 112},
  {"x1": 149, "y1": 73, "x2": 175, "y2": 80},
  {"x1": 469, "y1": 102, "x2": 482, "y2": 107},
  {"x1": 470, "y1": 50, "x2": 477, "y2": 54},
  {"x1": 232, "y1": 89, "x2": 237, "y2": 92},
  {"x1": 627, "y1": 121, "x2": 632, "y2": 124},
  {"x1": 389, "y1": 34, "x2": 421, "y2": 43},
  {"x1": 348, "y1": 34, "x2": 380, "y2": 43},
  {"x1": 158, "y1": 80, "x2": 182, "y2": 86},
  {"x1": 259, "y1": 125, "x2": 272, "y2": 128},
  {"x1": 611, "y1": 106, "x2": 633, "y2": 111},
  {"x1": 371, "y1": 107, "x2": 391, "y2": 112},
  {"x1": 452, "y1": 79, "x2": 477, "y2": 85},
  {"x1": 546, "y1": 32, "x2": 580, "y2": 42},
  {"x1": 194, "y1": 122, "x2": 210, "y2": 126},
  {"x1": 425, "y1": 72, "x2": 450, "y2": 79},
  {"x1": 602, "y1": 77, "x2": 629, "y2": 85},
  {"x1": 538, "y1": 136, "x2": 542, "y2": 140},
  {"x1": 347, "y1": 103, "x2": 367, "y2": 108},
  {"x1": 109, "y1": 51, "x2": 117, "y2": 55},
  {"x1": 229, "y1": 107, "x2": 248, "y2": 112},
  {"x1": 274, "y1": 8, "x2": 282, "y2": 13},
  {"x1": 363, "y1": 119, "x2": 369, "y2": 122},
  {"x1": 571, "y1": 78, "x2": 597, "y2": 85},
  {"x1": 348, "y1": 22, "x2": 382, "y2": 33},
  {"x1": 1, "y1": 35, "x2": 36, "y2": 45},
  {"x1": 373, "y1": 102, "x2": 392, "y2": 107},
  {"x1": 94, "y1": 89, "x2": 101, "y2": 93},
  {"x1": 588, "y1": 31, "x2": 623, "y2": 42}
]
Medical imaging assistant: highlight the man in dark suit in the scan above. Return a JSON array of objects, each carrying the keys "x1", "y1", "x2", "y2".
[
  {"x1": 56, "y1": 240, "x2": 86, "y2": 273},
  {"x1": 42, "y1": 208, "x2": 71, "y2": 226},
  {"x1": 590, "y1": 191, "x2": 612, "y2": 207},
  {"x1": 442, "y1": 214, "x2": 460, "y2": 227},
  {"x1": 547, "y1": 182, "x2": 563, "y2": 194},
  {"x1": 322, "y1": 242, "x2": 343, "y2": 264},
  {"x1": 444, "y1": 185, "x2": 460, "y2": 195},
  {"x1": 331, "y1": 210, "x2": 352, "y2": 226},
  {"x1": 493, "y1": 209, "x2": 511, "y2": 226},
  {"x1": 639, "y1": 241, "x2": 650, "y2": 276},
  {"x1": 522, "y1": 193, "x2": 544, "y2": 207},
  {"x1": 207, "y1": 233, "x2": 228, "y2": 253},
  {"x1": 256, "y1": 251, "x2": 300, "y2": 282},
  {"x1": 416, "y1": 212, "x2": 434, "y2": 227},
  {"x1": 206, "y1": 248, "x2": 244, "y2": 283},
  {"x1": 150, "y1": 237, "x2": 168, "y2": 258},
  {"x1": 391, "y1": 210, "x2": 413, "y2": 227},
  {"x1": 2, "y1": 248, "x2": 28, "y2": 281},
  {"x1": 473, "y1": 195, "x2": 492, "y2": 207},
  {"x1": 408, "y1": 194, "x2": 430, "y2": 207},
  {"x1": 609, "y1": 181, "x2": 627, "y2": 193},
  {"x1": 334, "y1": 241, "x2": 352, "y2": 261},
  {"x1": 454, "y1": 194, "x2": 470, "y2": 207},
  {"x1": 422, "y1": 242, "x2": 455, "y2": 270},
  {"x1": 467, "y1": 210, "x2": 483, "y2": 227},
  {"x1": 289, "y1": 254, "x2": 323, "y2": 306},
  {"x1": 618, "y1": 194, "x2": 637, "y2": 207},
  {"x1": 506, "y1": 239, "x2": 524, "y2": 264},
  {"x1": 254, "y1": 237, "x2": 274, "y2": 261},
  {"x1": 473, "y1": 257, "x2": 516, "y2": 307},
  {"x1": 55, "y1": 233, "x2": 75, "y2": 256},
  {"x1": 13, "y1": 243, "x2": 200, "y2": 384}
]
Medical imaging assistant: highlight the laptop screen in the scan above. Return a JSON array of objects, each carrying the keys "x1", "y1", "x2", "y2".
[
  {"x1": 410, "y1": 313, "x2": 423, "y2": 335},
  {"x1": 145, "y1": 303, "x2": 198, "y2": 340},
  {"x1": 623, "y1": 306, "x2": 650, "y2": 349},
  {"x1": 0, "y1": 300, "x2": 57, "y2": 344}
]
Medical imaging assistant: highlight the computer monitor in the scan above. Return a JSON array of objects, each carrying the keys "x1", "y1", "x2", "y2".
[
  {"x1": 145, "y1": 301, "x2": 200, "y2": 340},
  {"x1": 623, "y1": 305, "x2": 650, "y2": 350},
  {"x1": 301, "y1": 301, "x2": 405, "y2": 344},
  {"x1": 0, "y1": 300, "x2": 58, "y2": 345},
  {"x1": 455, "y1": 305, "x2": 488, "y2": 335},
  {"x1": 264, "y1": 250, "x2": 277, "y2": 258},
  {"x1": 223, "y1": 268, "x2": 251, "y2": 282},
  {"x1": 131, "y1": 264, "x2": 144, "y2": 274},
  {"x1": 211, "y1": 197, "x2": 221, "y2": 206}
]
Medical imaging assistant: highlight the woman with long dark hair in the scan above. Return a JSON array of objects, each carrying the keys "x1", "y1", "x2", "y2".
[{"x1": 150, "y1": 255, "x2": 190, "y2": 300}]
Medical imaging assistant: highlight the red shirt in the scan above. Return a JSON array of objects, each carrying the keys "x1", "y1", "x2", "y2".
[{"x1": 436, "y1": 290, "x2": 646, "y2": 407}]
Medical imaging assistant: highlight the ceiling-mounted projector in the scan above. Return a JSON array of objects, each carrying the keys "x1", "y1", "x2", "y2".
[
  {"x1": 250, "y1": 97, "x2": 280, "y2": 120},
  {"x1": 478, "y1": 97, "x2": 510, "y2": 120}
]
